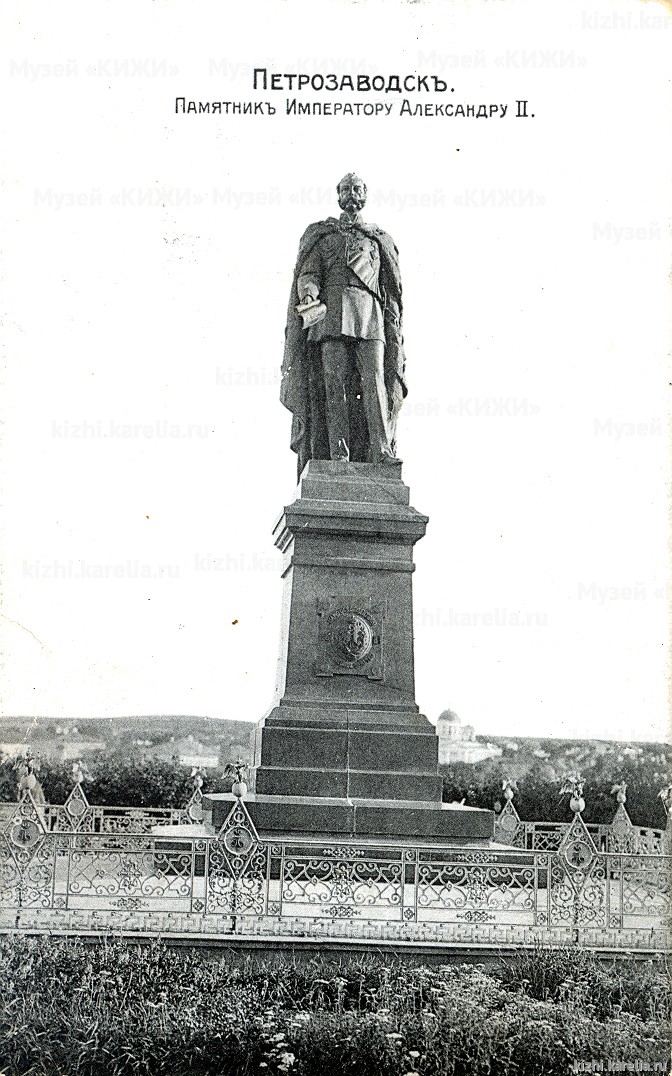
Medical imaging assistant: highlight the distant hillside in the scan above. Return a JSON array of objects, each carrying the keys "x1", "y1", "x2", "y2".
[
  {"x1": 439, "y1": 735, "x2": 671, "y2": 829},
  {"x1": 0, "y1": 715, "x2": 255, "y2": 767},
  {"x1": 477, "y1": 734, "x2": 670, "y2": 779},
  {"x1": 3, "y1": 719, "x2": 669, "y2": 786}
]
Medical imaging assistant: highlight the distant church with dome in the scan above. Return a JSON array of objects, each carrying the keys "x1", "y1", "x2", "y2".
[{"x1": 436, "y1": 710, "x2": 503, "y2": 765}]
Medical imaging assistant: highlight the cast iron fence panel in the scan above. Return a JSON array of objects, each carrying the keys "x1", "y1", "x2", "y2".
[
  {"x1": 64, "y1": 835, "x2": 197, "y2": 912},
  {"x1": 205, "y1": 798, "x2": 268, "y2": 916},
  {"x1": 494, "y1": 796, "x2": 668, "y2": 855},
  {"x1": 44, "y1": 784, "x2": 203, "y2": 835},
  {"x1": 0, "y1": 792, "x2": 669, "y2": 949},
  {"x1": 277, "y1": 845, "x2": 405, "y2": 921},
  {"x1": 415, "y1": 849, "x2": 539, "y2": 925},
  {"x1": 4, "y1": 782, "x2": 667, "y2": 854}
]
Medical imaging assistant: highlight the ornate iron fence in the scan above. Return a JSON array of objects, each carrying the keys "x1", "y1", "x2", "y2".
[
  {"x1": 46, "y1": 782, "x2": 204, "y2": 833},
  {"x1": 0, "y1": 783, "x2": 204, "y2": 835},
  {"x1": 0, "y1": 791, "x2": 669, "y2": 951},
  {"x1": 494, "y1": 802, "x2": 668, "y2": 856},
  {"x1": 2, "y1": 775, "x2": 667, "y2": 853}
]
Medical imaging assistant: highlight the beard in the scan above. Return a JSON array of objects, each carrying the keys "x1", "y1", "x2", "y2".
[{"x1": 338, "y1": 192, "x2": 366, "y2": 213}]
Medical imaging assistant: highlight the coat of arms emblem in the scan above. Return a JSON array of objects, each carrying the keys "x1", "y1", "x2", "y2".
[
  {"x1": 330, "y1": 612, "x2": 374, "y2": 667},
  {"x1": 315, "y1": 598, "x2": 385, "y2": 679}
]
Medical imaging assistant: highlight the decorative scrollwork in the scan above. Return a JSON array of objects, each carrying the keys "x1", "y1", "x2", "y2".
[
  {"x1": 529, "y1": 827, "x2": 566, "y2": 852},
  {"x1": 60, "y1": 784, "x2": 91, "y2": 831},
  {"x1": 282, "y1": 856, "x2": 402, "y2": 909},
  {"x1": 456, "y1": 910, "x2": 496, "y2": 923},
  {"x1": 418, "y1": 862, "x2": 535, "y2": 911},
  {"x1": 621, "y1": 858, "x2": 670, "y2": 916},
  {"x1": 494, "y1": 801, "x2": 523, "y2": 847},
  {"x1": 607, "y1": 804, "x2": 638, "y2": 854},
  {"x1": 185, "y1": 787, "x2": 204, "y2": 823},
  {"x1": 68, "y1": 847, "x2": 193, "y2": 900},
  {"x1": 0, "y1": 848, "x2": 21, "y2": 907},
  {"x1": 0, "y1": 789, "x2": 668, "y2": 950},
  {"x1": 207, "y1": 799, "x2": 266, "y2": 914},
  {"x1": 328, "y1": 905, "x2": 361, "y2": 918},
  {"x1": 549, "y1": 839, "x2": 607, "y2": 928}
]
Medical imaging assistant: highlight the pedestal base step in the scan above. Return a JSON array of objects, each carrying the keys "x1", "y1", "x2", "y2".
[
  {"x1": 203, "y1": 793, "x2": 494, "y2": 843},
  {"x1": 253, "y1": 710, "x2": 443, "y2": 802}
]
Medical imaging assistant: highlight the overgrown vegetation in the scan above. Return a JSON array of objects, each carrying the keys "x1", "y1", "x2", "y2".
[
  {"x1": 0, "y1": 936, "x2": 668, "y2": 1075},
  {"x1": 0, "y1": 754, "x2": 232, "y2": 808},
  {"x1": 441, "y1": 746, "x2": 671, "y2": 829},
  {"x1": 1, "y1": 747, "x2": 669, "y2": 832}
]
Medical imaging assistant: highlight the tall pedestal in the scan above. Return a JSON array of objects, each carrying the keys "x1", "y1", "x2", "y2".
[{"x1": 205, "y1": 460, "x2": 493, "y2": 844}]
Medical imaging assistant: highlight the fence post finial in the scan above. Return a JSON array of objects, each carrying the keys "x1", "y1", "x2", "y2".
[
  {"x1": 610, "y1": 780, "x2": 627, "y2": 806},
  {"x1": 560, "y1": 775, "x2": 585, "y2": 815},
  {"x1": 224, "y1": 758, "x2": 249, "y2": 799}
]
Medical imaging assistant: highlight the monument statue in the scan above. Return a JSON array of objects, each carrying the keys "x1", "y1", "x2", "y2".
[
  {"x1": 203, "y1": 176, "x2": 494, "y2": 847},
  {"x1": 281, "y1": 173, "x2": 407, "y2": 475}
]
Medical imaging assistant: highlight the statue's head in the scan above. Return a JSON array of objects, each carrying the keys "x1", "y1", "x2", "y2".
[{"x1": 337, "y1": 173, "x2": 367, "y2": 213}]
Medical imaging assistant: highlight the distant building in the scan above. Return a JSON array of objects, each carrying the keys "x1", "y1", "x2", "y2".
[
  {"x1": 151, "y1": 735, "x2": 219, "y2": 769},
  {"x1": 0, "y1": 737, "x2": 106, "y2": 762},
  {"x1": 436, "y1": 711, "x2": 503, "y2": 765},
  {"x1": 56, "y1": 739, "x2": 106, "y2": 761}
]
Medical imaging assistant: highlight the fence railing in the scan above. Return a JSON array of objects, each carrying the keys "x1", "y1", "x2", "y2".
[
  {"x1": 0, "y1": 790, "x2": 669, "y2": 952},
  {"x1": 2, "y1": 777, "x2": 668, "y2": 854},
  {"x1": 493, "y1": 799, "x2": 668, "y2": 856},
  {"x1": 0, "y1": 783, "x2": 204, "y2": 835}
]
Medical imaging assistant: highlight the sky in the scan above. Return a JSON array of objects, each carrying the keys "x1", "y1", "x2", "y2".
[{"x1": 1, "y1": 0, "x2": 670, "y2": 743}]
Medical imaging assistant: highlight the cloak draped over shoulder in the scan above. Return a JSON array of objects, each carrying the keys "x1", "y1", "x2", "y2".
[{"x1": 280, "y1": 217, "x2": 407, "y2": 477}]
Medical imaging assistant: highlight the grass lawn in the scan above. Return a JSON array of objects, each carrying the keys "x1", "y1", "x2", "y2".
[{"x1": 0, "y1": 936, "x2": 669, "y2": 1075}]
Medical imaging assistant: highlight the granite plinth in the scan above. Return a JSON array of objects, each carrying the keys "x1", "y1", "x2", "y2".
[
  {"x1": 253, "y1": 718, "x2": 442, "y2": 801},
  {"x1": 251, "y1": 460, "x2": 441, "y2": 811},
  {"x1": 244, "y1": 459, "x2": 477, "y2": 843},
  {"x1": 203, "y1": 793, "x2": 494, "y2": 844},
  {"x1": 269, "y1": 460, "x2": 428, "y2": 714}
]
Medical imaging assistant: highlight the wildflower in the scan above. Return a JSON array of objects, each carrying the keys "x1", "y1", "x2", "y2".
[{"x1": 408, "y1": 1051, "x2": 421, "y2": 1059}]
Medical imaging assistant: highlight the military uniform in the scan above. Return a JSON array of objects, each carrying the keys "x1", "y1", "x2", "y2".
[{"x1": 296, "y1": 212, "x2": 392, "y2": 462}]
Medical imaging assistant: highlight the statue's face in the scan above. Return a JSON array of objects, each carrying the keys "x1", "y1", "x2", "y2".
[{"x1": 337, "y1": 175, "x2": 367, "y2": 213}]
